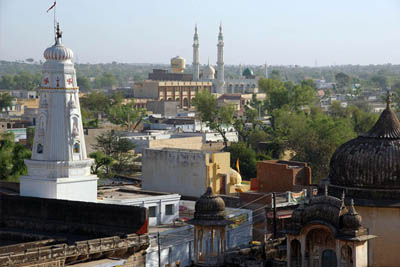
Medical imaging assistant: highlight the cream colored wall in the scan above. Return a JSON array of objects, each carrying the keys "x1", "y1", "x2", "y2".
[
  {"x1": 148, "y1": 136, "x2": 203, "y2": 150},
  {"x1": 206, "y1": 152, "x2": 232, "y2": 195},
  {"x1": 356, "y1": 206, "x2": 400, "y2": 267}
]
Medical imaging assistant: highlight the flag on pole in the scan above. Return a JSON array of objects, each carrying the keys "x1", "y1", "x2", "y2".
[
  {"x1": 47, "y1": 1, "x2": 56, "y2": 13},
  {"x1": 236, "y1": 158, "x2": 240, "y2": 174}
]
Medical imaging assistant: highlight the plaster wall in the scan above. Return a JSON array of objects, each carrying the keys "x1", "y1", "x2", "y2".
[
  {"x1": 142, "y1": 149, "x2": 208, "y2": 197},
  {"x1": 356, "y1": 205, "x2": 400, "y2": 267},
  {"x1": 20, "y1": 175, "x2": 98, "y2": 202}
]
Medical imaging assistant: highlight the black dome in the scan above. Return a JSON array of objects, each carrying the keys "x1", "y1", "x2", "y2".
[{"x1": 329, "y1": 100, "x2": 400, "y2": 189}]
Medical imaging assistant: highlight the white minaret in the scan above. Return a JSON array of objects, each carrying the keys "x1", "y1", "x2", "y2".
[
  {"x1": 20, "y1": 24, "x2": 98, "y2": 202},
  {"x1": 216, "y1": 23, "x2": 225, "y2": 94},
  {"x1": 264, "y1": 61, "x2": 268, "y2": 78},
  {"x1": 192, "y1": 24, "x2": 200, "y2": 81}
]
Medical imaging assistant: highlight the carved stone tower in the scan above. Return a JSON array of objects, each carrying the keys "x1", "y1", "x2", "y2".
[
  {"x1": 20, "y1": 24, "x2": 98, "y2": 202},
  {"x1": 216, "y1": 24, "x2": 225, "y2": 94},
  {"x1": 193, "y1": 24, "x2": 200, "y2": 81}
]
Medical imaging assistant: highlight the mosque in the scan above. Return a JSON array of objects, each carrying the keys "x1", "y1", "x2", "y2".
[{"x1": 192, "y1": 24, "x2": 266, "y2": 94}]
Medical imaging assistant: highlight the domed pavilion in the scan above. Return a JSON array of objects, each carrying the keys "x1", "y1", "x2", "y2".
[
  {"x1": 188, "y1": 187, "x2": 232, "y2": 266},
  {"x1": 327, "y1": 92, "x2": 400, "y2": 266}
]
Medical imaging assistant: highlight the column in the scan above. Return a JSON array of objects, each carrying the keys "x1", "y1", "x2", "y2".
[
  {"x1": 300, "y1": 236, "x2": 306, "y2": 267},
  {"x1": 194, "y1": 227, "x2": 198, "y2": 262},
  {"x1": 287, "y1": 236, "x2": 292, "y2": 267}
]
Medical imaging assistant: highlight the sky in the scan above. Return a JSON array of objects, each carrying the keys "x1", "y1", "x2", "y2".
[{"x1": 1, "y1": 0, "x2": 400, "y2": 66}]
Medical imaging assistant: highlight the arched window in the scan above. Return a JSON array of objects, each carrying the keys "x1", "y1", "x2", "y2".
[
  {"x1": 73, "y1": 142, "x2": 80, "y2": 153},
  {"x1": 341, "y1": 245, "x2": 353, "y2": 267},
  {"x1": 37, "y1": 144, "x2": 43, "y2": 154},
  {"x1": 183, "y1": 98, "x2": 189, "y2": 107}
]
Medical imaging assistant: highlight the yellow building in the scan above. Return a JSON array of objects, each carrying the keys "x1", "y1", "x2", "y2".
[{"x1": 133, "y1": 80, "x2": 212, "y2": 109}]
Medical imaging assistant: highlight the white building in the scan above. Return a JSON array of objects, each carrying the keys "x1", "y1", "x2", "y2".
[
  {"x1": 98, "y1": 186, "x2": 181, "y2": 227},
  {"x1": 20, "y1": 24, "x2": 98, "y2": 202}
]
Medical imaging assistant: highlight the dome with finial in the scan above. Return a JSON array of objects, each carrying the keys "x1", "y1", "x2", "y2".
[
  {"x1": 43, "y1": 23, "x2": 73, "y2": 61},
  {"x1": 342, "y1": 199, "x2": 362, "y2": 230},
  {"x1": 329, "y1": 91, "x2": 400, "y2": 189},
  {"x1": 188, "y1": 187, "x2": 232, "y2": 226},
  {"x1": 203, "y1": 60, "x2": 215, "y2": 80},
  {"x1": 242, "y1": 68, "x2": 254, "y2": 77}
]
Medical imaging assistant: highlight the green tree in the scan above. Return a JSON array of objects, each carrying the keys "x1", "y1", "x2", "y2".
[
  {"x1": 0, "y1": 74, "x2": 16, "y2": 90},
  {"x1": 107, "y1": 102, "x2": 145, "y2": 131},
  {"x1": 0, "y1": 93, "x2": 14, "y2": 110},
  {"x1": 77, "y1": 76, "x2": 92, "y2": 92},
  {"x1": 92, "y1": 130, "x2": 136, "y2": 174},
  {"x1": 89, "y1": 151, "x2": 113, "y2": 177},
  {"x1": 226, "y1": 142, "x2": 257, "y2": 179},
  {"x1": 335, "y1": 72, "x2": 351, "y2": 92},
  {"x1": 0, "y1": 132, "x2": 31, "y2": 180},
  {"x1": 192, "y1": 90, "x2": 236, "y2": 149}
]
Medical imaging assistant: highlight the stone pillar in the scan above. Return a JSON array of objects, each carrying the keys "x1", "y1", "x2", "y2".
[{"x1": 300, "y1": 235, "x2": 306, "y2": 267}]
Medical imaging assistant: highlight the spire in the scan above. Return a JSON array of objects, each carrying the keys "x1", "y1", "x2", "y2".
[
  {"x1": 194, "y1": 23, "x2": 198, "y2": 41},
  {"x1": 55, "y1": 22, "x2": 62, "y2": 44},
  {"x1": 218, "y1": 22, "x2": 223, "y2": 40},
  {"x1": 386, "y1": 90, "x2": 391, "y2": 109}
]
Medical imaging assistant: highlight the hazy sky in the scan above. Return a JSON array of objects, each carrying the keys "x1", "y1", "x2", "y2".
[{"x1": 1, "y1": 0, "x2": 400, "y2": 66}]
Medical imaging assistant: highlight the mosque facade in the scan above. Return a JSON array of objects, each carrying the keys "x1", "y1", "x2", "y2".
[{"x1": 192, "y1": 25, "x2": 265, "y2": 94}]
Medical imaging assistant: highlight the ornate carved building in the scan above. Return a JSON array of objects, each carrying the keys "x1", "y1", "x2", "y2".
[
  {"x1": 286, "y1": 189, "x2": 375, "y2": 267},
  {"x1": 327, "y1": 93, "x2": 400, "y2": 266}
]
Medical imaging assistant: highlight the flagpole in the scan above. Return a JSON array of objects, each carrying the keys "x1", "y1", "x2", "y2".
[{"x1": 54, "y1": 1, "x2": 56, "y2": 42}]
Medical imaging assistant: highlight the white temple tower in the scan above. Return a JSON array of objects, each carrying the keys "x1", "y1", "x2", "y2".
[
  {"x1": 216, "y1": 24, "x2": 225, "y2": 94},
  {"x1": 20, "y1": 24, "x2": 98, "y2": 202},
  {"x1": 192, "y1": 24, "x2": 200, "y2": 81}
]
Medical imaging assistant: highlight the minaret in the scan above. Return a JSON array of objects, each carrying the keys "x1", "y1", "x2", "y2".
[
  {"x1": 216, "y1": 23, "x2": 225, "y2": 94},
  {"x1": 239, "y1": 64, "x2": 243, "y2": 78},
  {"x1": 192, "y1": 24, "x2": 200, "y2": 81},
  {"x1": 264, "y1": 61, "x2": 268, "y2": 78},
  {"x1": 20, "y1": 24, "x2": 98, "y2": 202}
]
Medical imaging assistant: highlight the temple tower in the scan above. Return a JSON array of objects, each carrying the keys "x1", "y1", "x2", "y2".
[
  {"x1": 192, "y1": 24, "x2": 200, "y2": 81},
  {"x1": 216, "y1": 24, "x2": 225, "y2": 94},
  {"x1": 20, "y1": 24, "x2": 98, "y2": 202}
]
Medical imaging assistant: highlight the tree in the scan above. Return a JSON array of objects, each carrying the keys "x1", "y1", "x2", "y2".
[
  {"x1": 226, "y1": 142, "x2": 257, "y2": 179},
  {"x1": 370, "y1": 74, "x2": 388, "y2": 89},
  {"x1": 192, "y1": 90, "x2": 236, "y2": 149},
  {"x1": 80, "y1": 91, "x2": 111, "y2": 126},
  {"x1": 89, "y1": 151, "x2": 113, "y2": 177},
  {"x1": 92, "y1": 130, "x2": 136, "y2": 174},
  {"x1": 0, "y1": 93, "x2": 14, "y2": 110},
  {"x1": 0, "y1": 74, "x2": 16, "y2": 90},
  {"x1": 77, "y1": 76, "x2": 92, "y2": 92},
  {"x1": 107, "y1": 102, "x2": 146, "y2": 131},
  {"x1": 335, "y1": 72, "x2": 351, "y2": 92},
  {"x1": 94, "y1": 72, "x2": 117, "y2": 89},
  {"x1": 0, "y1": 132, "x2": 31, "y2": 180}
]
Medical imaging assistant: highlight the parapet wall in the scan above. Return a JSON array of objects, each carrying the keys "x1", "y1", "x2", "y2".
[{"x1": 0, "y1": 195, "x2": 148, "y2": 237}]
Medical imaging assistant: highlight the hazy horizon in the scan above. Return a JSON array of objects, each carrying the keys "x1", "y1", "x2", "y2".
[{"x1": 1, "y1": 0, "x2": 400, "y2": 66}]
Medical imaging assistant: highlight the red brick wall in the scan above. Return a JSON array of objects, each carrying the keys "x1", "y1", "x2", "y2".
[{"x1": 256, "y1": 160, "x2": 311, "y2": 193}]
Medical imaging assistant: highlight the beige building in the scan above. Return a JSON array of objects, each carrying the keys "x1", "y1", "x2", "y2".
[
  {"x1": 133, "y1": 80, "x2": 212, "y2": 109},
  {"x1": 142, "y1": 148, "x2": 243, "y2": 197}
]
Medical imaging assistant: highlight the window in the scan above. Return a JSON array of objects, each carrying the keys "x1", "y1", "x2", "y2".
[
  {"x1": 165, "y1": 204, "x2": 174, "y2": 215},
  {"x1": 73, "y1": 142, "x2": 80, "y2": 153},
  {"x1": 37, "y1": 144, "x2": 43, "y2": 154},
  {"x1": 149, "y1": 206, "x2": 157, "y2": 217}
]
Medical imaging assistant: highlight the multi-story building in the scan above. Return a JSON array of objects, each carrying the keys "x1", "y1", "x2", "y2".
[{"x1": 133, "y1": 80, "x2": 212, "y2": 109}]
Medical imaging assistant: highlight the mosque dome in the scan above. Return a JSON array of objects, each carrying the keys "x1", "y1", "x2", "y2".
[
  {"x1": 203, "y1": 64, "x2": 215, "y2": 79},
  {"x1": 170, "y1": 56, "x2": 186, "y2": 73},
  {"x1": 242, "y1": 68, "x2": 254, "y2": 77},
  {"x1": 188, "y1": 187, "x2": 232, "y2": 226},
  {"x1": 329, "y1": 96, "x2": 400, "y2": 189}
]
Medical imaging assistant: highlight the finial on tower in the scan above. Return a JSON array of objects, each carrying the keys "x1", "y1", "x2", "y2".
[
  {"x1": 386, "y1": 90, "x2": 391, "y2": 109},
  {"x1": 219, "y1": 22, "x2": 222, "y2": 32},
  {"x1": 195, "y1": 23, "x2": 197, "y2": 33},
  {"x1": 55, "y1": 23, "x2": 62, "y2": 44}
]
